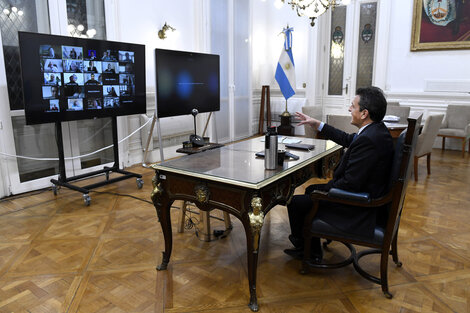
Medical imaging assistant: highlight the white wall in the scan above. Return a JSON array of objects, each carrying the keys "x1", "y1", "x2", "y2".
[
  {"x1": 110, "y1": 0, "x2": 200, "y2": 165},
  {"x1": 252, "y1": 0, "x2": 313, "y2": 92},
  {"x1": 251, "y1": 1, "x2": 321, "y2": 135},
  {"x1": 114, "y1": 0, "x2": 197, "y2": 89},
  {"x1": 386, "y1": 0, "x2": 470, "y2": 93},
  {"x1": 385, "y1": 0, "x2": 470, "y2": 151}
]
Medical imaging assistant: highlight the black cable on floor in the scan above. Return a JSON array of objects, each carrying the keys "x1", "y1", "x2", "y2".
[{"x1": 90, "y1": 190, "x2": 154, "y2": 204}]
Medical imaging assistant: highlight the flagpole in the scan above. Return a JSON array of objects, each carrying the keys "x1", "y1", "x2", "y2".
[{"x1": 281, "y1": 98, "x2": 290, "y2": 117}]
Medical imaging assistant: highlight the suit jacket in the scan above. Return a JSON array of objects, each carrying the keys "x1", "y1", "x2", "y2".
[
  {"x1": 321, "y1": 121, "x2": 394, "y2": 198},
  {"x1": 314, "y1": 121, "x2": 394, "y2": 236}
]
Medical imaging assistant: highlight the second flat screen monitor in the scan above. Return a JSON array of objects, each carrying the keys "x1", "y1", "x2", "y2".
[{"x1": 155, "y1": 49, "x2": 220, "y2": 118}]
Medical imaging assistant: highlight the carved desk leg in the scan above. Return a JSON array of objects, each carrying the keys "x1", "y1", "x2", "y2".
[
  {"x1": 151, "y1": 174, "x2": 173, "y2": 271},
  {"x1": 246, "y1": 196, "x2": 265, "y2": 312}
]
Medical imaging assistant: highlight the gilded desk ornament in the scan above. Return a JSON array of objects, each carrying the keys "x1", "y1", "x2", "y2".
[
  {"x1": 249, "y1": 196, "x2": 265, "y2": 252},
  {"x1": 151, "y1": 175, "x2": 163, "y2": 199},
  {"x1": 194, "y1": 184, "x2": 210, "y2": 203},
  {"x1": 150, "y1": 176, "x2": 164, "y2": 219}
]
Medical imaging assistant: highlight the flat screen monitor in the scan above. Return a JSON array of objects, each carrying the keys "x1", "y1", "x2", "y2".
[
  {"x1": 18, "y1": 31, "x2": 146, "y2": 125},
  {"x1": 155, "y1": 48, "x2": 220, "y2": 118}
]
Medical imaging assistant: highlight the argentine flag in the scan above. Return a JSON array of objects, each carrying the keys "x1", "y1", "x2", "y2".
[{"x1": 275, "y1": 26, "x2": 296, "y2": 100}]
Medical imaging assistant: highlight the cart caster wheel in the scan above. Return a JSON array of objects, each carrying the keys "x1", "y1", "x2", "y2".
[
  {"x1": 52, "y1": 185, "x2": 58, "y2": 196},
  {"x1": 83, "y1": 194, "x2": 91, "y2": 206},
  {"x1": 136, "y1": 178, "x2": 144, "y2": 189}
]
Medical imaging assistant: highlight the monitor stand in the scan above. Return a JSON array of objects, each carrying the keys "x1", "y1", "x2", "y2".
[{"x1": 50, "y1": 116, "x2": 143, "y2": 206}]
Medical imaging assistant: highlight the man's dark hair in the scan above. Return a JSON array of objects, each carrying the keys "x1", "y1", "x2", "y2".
[{"x1": 355, "y1": 86, "x2": 387, "y2": 122}]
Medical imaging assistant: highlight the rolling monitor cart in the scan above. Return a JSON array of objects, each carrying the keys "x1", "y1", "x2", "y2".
[
  {"x1": 18, "y1": 32, "x2": 147, "y2": 205},
  {"x1": 50, "y1": 117, "x2": 143, "y2": 206}
]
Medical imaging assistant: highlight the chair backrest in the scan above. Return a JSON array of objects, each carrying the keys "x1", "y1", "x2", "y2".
[
  {"x1": 415, "y1": 114, "x2": 444, "y2": 157},
  {"x1": 385, "y1": 106, "x2": 410, "y2": 124},
  {"x1": 326, "y1": 114, "x2": 357, "y2": 133},
  {"x1": 443, "y1": 105, "x2": 470, "y2": 129},
  {"x1": 302, "y1": 106, "x2": 322, "y2": 138},
  {"x1": 387, "y1": 113, "x2": 422, "y2": 237}
]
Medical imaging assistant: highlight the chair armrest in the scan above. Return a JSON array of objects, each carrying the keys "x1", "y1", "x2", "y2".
[
  {"x1": 328, "y1": 188, "x2": 370, "y2": 203},
  {"x1": 310, "y1": 188, "x2": 393, "y2": 208}
]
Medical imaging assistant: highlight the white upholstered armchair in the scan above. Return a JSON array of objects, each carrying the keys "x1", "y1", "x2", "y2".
[
  {"x1": 414, "y1": 114, "x2": 444, "y2": 181},
  {"x1": 385, "y1": 105, "x2": 410, "y2": 124},
  {"x1": 301, "y1": 106, "x2": 322, "y2": 138},
  {"x1": 326, "y1": 114, "x2": 357, "y2": 133},
  {"x1": 437, "y1": 105, "x2": 470, "y2": 157}
]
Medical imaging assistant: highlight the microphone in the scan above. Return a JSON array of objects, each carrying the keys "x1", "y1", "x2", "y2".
[{"x1": 189, "y1": 108, "x2": 204, "y2": 147}]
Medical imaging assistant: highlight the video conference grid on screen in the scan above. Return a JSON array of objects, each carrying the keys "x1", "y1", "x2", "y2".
[{"x1": 40, "y1": 44, "x2": 136, "y2": 113}]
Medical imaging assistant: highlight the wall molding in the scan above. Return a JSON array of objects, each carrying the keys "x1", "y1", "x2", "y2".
[{"x1": 386, "y1": 91, "x2": 470, "y2": 105}]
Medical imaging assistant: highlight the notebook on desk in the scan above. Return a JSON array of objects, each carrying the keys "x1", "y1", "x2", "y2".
[{"x1": 285, "y1": 143, "x2": 315, "y2": 151}]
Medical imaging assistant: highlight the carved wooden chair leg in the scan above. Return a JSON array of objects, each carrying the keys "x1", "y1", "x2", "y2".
[
  {"x1": 390, "y1": 232, "x2": 402, "y2": 267},
  {"x1": 223, "y1": 212, "x2": 232, "y2": 230},
  {"x1": 380, "y1": 251, "x2": 393, "y2": 299}
]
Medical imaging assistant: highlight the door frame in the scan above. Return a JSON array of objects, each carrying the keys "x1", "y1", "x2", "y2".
[{"x1": 319, "y1": 0, "x2": 391, "y2": 116}]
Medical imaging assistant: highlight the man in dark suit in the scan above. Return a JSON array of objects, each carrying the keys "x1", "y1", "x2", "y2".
[{"x1": 285, "y1": 86, "x2": 394, "y2": 262}]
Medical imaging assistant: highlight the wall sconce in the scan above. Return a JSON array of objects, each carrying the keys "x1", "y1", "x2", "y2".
[
  {"x1": 3, "y1": 6, "x2": 24, "y2": 17},
  {"x1": 158, "y1": 22, "x2": 176, "y2": 40}
]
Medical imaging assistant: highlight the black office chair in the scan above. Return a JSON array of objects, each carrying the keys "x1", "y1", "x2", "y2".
[{"x1": 300, "y1": 113, "x2": 422, "y2": 298}]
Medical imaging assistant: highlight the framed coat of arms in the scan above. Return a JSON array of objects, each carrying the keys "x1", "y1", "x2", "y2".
[{"x1": 411, "y1": 0, "x2": 470, "y2": 50}]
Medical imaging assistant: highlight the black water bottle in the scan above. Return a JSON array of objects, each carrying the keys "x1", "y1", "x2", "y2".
[{"x1": 265, "y1": 127, "x2": 278, "y2": 170}]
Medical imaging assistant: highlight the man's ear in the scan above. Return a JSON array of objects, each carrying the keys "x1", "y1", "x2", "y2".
[{"x1": 361, "y1": 109, "x2": 369, "y2": 120}]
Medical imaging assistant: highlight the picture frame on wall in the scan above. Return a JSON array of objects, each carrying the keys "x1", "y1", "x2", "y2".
[{"x1": 411, "y1": 0, "x2": 470, "y2": 51}]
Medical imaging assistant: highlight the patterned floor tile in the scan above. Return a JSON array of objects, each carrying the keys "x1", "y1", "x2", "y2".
[
  {"x1": 0, "y1": 274, "x2": 81, "y2": 312},
  {"x1": 36, "y1": 214, "x2": 108, "y2": 240},
  {"x1": 7, "y1": 239, "x2": 97, "y2": 276},
  {"x1": 346, "y1": 282, "x2": 454, "y2": 313}
]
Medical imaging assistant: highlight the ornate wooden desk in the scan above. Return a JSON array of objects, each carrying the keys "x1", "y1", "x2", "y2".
[
  {"x1": 150, "y1": 137, "x2": 341, "y2": 311},
  {"x1": 384, "y1": 122, "x2": 408, "y2": 139}
]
